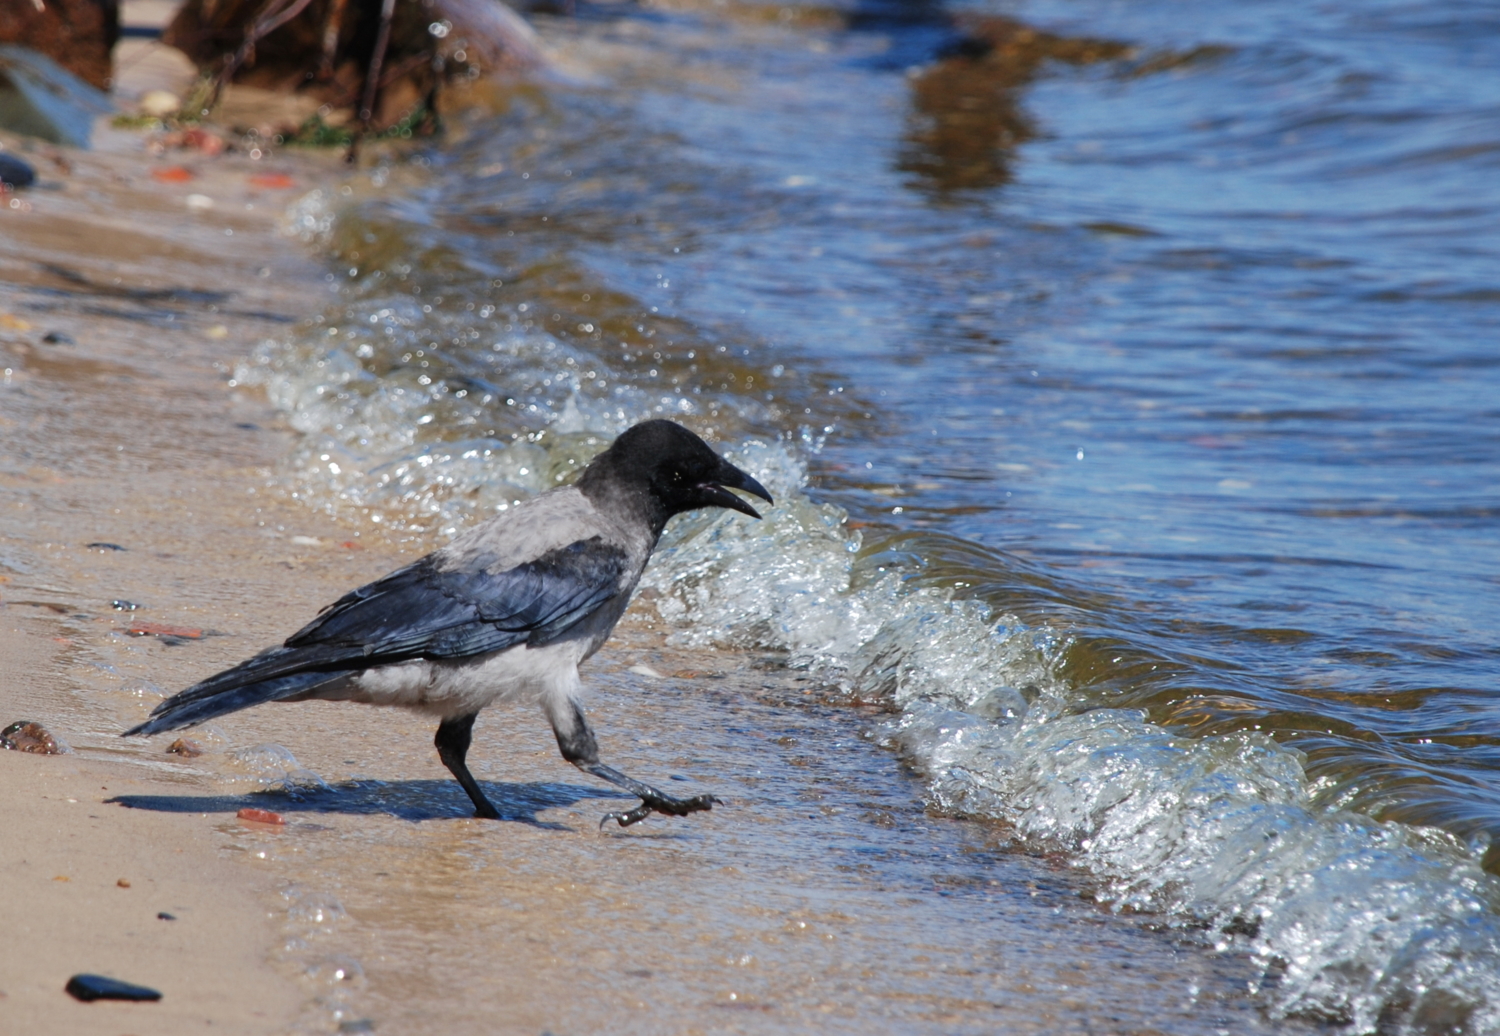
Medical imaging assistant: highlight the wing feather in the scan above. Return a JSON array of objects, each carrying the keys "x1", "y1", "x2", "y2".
[
  {"x1": 286, "y1": 536, "x2": 629, "y2": 661},
  {"x1": 125, "y1": 536, "x2": 631, "y2": 735}
]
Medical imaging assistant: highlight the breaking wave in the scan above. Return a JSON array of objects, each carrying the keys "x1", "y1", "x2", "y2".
[{"x1": 643, "y1": 444, "x2": 1500, "y2": 1034}]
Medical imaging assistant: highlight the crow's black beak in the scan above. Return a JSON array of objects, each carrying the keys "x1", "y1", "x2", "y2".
[{"x1": 699, "y1": 461, "x2": 774, "y2": 519}]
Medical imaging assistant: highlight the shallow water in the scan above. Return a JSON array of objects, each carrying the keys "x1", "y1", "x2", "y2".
[
  {"x1": 220, "y1": 0, "x2": 1500, "y2": 1029},
  {"x1": 120, "y1": 655, "x2": 1309, "y2": 1036}
]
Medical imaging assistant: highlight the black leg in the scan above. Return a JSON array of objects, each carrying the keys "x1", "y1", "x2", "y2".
[
  {"x1": 435, "y1": 713, "x2": 500, "y2": 820},
  {"x1": 547, "y1": 699, "x2": 718, "y2": 829}
]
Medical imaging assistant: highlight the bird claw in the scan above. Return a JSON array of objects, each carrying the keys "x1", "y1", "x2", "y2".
[
  {"x1": 599, "y1": 803, "x2": 654, "y2": 829},
  {"x1": 599, "y1": 793, "x2": 719, "y2": 829}
]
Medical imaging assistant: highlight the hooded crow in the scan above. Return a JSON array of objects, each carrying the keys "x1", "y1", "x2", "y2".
[{"x1": 124, "y1": 419, "x2": 773, "y2": 827}]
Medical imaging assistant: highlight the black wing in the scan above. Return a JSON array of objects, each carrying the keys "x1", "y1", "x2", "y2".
[
  {"x1": 125, "y1": 537, "x2": 630, "y2": 736},
  {"x1": 287, "y1": 536, "x2": 630, "y2": 661}
]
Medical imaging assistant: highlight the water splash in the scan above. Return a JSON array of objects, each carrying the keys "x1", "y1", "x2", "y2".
[
  {"x1": 221, "y1": 743, "x2": 331, "y2": 796},
  {"x1": 643, "y1": 440, "x2": 1500, "y2": 1034}
]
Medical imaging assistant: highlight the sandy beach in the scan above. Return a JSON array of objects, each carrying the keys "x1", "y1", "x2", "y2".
[{"x1": 0, "y1": 85, "x2": 361, "y2": 1029}]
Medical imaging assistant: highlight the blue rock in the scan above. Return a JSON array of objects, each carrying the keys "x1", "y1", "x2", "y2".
[
  {"x1": 64, "y1": 974, "x2": 163, "y2": 1002},
  {"x1": 0, "y1": 151, "x2": 34, "y2": 189}
]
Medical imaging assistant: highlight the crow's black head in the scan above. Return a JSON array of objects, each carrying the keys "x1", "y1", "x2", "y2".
[{"x1": 577, "y1": 420, "x2": 774, "y2": 531}]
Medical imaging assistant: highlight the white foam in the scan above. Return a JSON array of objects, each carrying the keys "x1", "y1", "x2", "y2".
[{"x1": 642, "y1": 438, "x2": 1500, "y2": 1033}]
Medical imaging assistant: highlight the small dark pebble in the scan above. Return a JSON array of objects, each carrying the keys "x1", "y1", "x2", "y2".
[
  {"x1": 234, "y1": 422, "x2": 260, "y2": 430},
  {"x1": 338, "y1": 1020, "x2": 376, "y2": 1034},
  {"x1": 42, "y1": 331, "x2": 75, "y2": 345},
  {"x1": 669, "y1": 774, "x2": 689, "y2": 781},
  {"x1": 157, "y1": 912, "x2": 176, "y2": 921},
  {"x1": 86, "y1": 542, "x2": 127, "y2": 552},
  {"x1": 0, "y1": 152, "x2": 36, "y2": 190},
  {"x1": 111, "y1": 599, "x2": 141, "y2": 611},
  {"x1": 11, "y1": 601, "x2": 66, "y2": 614},
  {"x1": 1, "y1": 721, "x2": 63, "y2": 754},
  {"x1": 64, "y1": 974, "x2": 162, "y2": 1003}
]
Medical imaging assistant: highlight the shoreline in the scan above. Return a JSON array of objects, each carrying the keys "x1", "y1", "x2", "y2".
[{"x1": 1, "y1": 25, "x2": 1308, "y2": 1036}]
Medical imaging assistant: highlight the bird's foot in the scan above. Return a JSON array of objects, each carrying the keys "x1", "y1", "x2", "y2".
[{"x1": 599, "y1": 792, "x2": 719, "y2": 829}]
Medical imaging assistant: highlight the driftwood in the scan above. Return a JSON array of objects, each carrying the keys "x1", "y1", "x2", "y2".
[
  {"x1": 0, "y1": 0, "x2": 119, "y2": 91},
  {"x1": 165, "y1": 0, "x2": 545, "y2": 132}
]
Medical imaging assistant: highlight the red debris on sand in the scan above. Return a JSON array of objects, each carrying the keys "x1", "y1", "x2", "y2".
[
  {"x1": 122, "y1": 622, "x2": 205, "y2": 639},
  {"x1": 339, "y1": 540, "x2": 363, "y2": 550},
  {"x1": 150, "y1": 166, "x2": 195, "y2": 184},
  {"x1": 182, "y1": 128, "x2": 226, "y2": 155},
  {"x1": 236, "y1": 807, "x2": 286, "y2": 825},
  {"x1": 166, "y1": 738, "x2": 204, "y2": 758},
  {"x1": 156, "y1": 129, "x2": 227, "y2": 155},
  {"x1": 249, "y1": 173, "x2": 296, "y2": 189}
]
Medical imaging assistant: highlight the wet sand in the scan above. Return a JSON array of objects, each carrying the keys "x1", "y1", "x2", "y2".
[
  {"x1": 0, "y1": 109, "x2": 353, "y2": 1032},
  {"x1": 0, "y1": 52, "x2": 1316, "y2": 1036}
]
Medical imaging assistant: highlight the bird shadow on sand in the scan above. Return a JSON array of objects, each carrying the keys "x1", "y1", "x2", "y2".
[{"x1": 107, "y1": 777, "x2": 627, "y2": 829}]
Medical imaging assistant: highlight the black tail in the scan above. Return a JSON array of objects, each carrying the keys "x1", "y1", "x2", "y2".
[{"x1": 123, "y1": 647, "x2": 356, "y2": 736}]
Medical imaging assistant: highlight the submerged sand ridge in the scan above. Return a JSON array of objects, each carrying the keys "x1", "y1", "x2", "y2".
[{"x1": 0, "y1": 129, "x2": 1314, "y2": 1035}]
